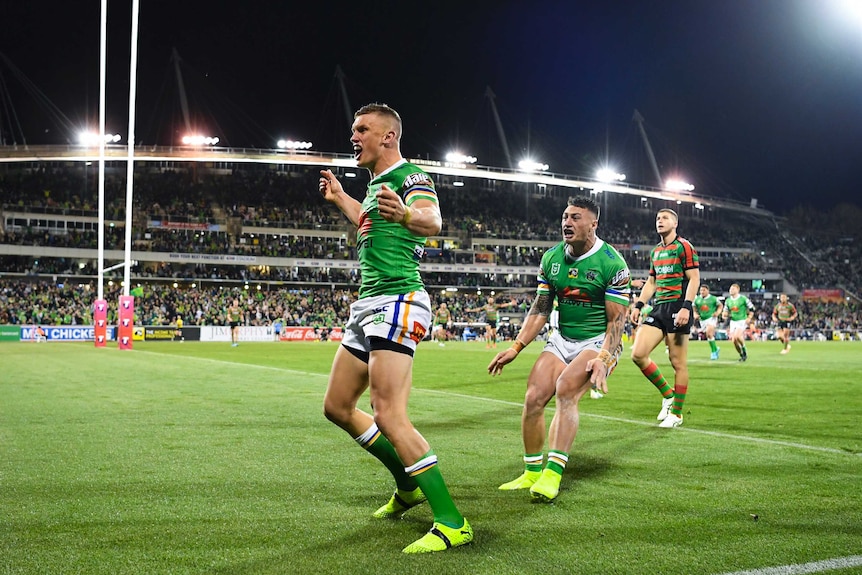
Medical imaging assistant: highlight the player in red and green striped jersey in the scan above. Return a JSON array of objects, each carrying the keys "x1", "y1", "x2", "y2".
[
  {"x1": 630, "y1": 208, "x2": 700, "y2": 428},
  {"x1": 772, "y1": 293, "x2": 798, "y2": 354}
]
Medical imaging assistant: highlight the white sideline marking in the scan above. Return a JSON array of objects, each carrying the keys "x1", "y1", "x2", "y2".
[
  {"x1": 133, "y1": 349, "x2": 861, "y2": 457},
  {"x1": 715, "y1": 555, "x2": 862, "y2": 575}
]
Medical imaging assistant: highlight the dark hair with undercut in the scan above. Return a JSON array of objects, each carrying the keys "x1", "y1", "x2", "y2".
[
  {"x1": 567, "y1": 196, "x2": 601, "y2": 221},
  {"x1": 355, "y1": 103, "x2": 402, "y2": 138}
]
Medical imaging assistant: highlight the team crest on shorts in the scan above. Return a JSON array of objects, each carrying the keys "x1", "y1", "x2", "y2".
[{"x1": 372, "y1": 313, "x2": 385, "y2": 325}]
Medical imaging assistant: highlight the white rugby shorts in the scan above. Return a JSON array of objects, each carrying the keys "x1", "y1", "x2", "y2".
[
  {"x1": 341, "y1": 291, "x2": 432, "y2": 354},
  {"x1": 543, "y1": 331, "x2": 620, "y2": 374}
]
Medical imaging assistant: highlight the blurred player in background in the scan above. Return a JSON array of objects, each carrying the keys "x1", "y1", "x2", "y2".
[
  {"x1": 432, "y1": 301, "x2": 452, "y2": 346},
  {"x1": 227, "y1": 299, "x2": 243, "y2": 347},
  {"x1": 630, "y1": 209, "x2": 700, "y2": 428},
  {"x1": 694, "y1": 284, "x2": 723, "y2": 359},
  {"x1": 318, "y1": 103, "x2": 471, "y2": 554},
  {"x1": 467, "y1": 296, "x2": 516, "y2": 348},
  {"x1": 723, "y1": 283, "x2": 754, "y2": 361},
  {"x1": 488, "y1": 197, "x2": 630, "y2": 502},
  {"x1": 772, "y1": 293, "x2": 798, "y2": 354}
]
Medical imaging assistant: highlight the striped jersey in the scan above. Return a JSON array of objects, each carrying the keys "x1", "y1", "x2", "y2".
[
  {"x1": 356, "y1": 159, "x2": 438, "y2": 298},
  {"x1": 649, "y1": 236, "x2": 699, "y2": 305},
  {"x1": 434, "y1": 307, "x2": 451, "y2": 325},
  {"x1": 537, "y1": 238, "x2": 631, "y2": 341},
  {"x1": 773, "y1": 301, "x2": 798, "y2": 321}
]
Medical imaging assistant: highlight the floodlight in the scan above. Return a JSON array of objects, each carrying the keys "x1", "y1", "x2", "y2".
[
  {"x1": 445, "y1": 152, "x2": 477, "y2": 164},
  {"x1": 518, "y1": 159, "x2": 549, "y2": 172},
  {"x1": 277, "y1": 139, "x2": 313, "y2": 150},
  {"x1": 597, "y1": 168, "x2": 626, "y2": 182},
  {"x1": 78, "y1": 131, "x2": 122, "y2": 145},
  {"x1": 665, "y1": 179, "x2": 695, "y2": 192},
  {"x1": 453, "y1": 181, "x2": 465, "y2": 187},
  {"x1": 182, "y1": 135, "x2": 220, "y2": 146}
]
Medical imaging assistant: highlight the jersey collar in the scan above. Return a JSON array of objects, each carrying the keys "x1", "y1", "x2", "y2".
[
  {"x1": 565, "y1": 237, "x2": 605, "y2": 262},
  {"x1": 371, "y1": 158, "x2": 407, "y2": 181}
]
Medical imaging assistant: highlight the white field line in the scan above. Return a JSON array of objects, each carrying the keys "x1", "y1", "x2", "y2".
[
  {"x1": 714, "y1": 555, "x2": 862, "y2": 575},
  {"x1": 133, "y1": 350, "x2": 861, "y2": 457}
]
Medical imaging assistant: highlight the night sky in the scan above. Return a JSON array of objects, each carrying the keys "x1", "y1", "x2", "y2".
[{"x1": 2, "y1": 0, "x2": 861, "y2": 213}]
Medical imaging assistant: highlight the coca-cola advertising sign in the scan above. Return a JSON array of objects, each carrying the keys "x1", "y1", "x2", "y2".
[{"x1": 280, "y1": 327, "x2": 344, "y2": 341}]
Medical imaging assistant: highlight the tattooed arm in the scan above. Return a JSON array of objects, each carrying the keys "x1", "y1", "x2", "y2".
[{"x1": 584, "y1": 299, "x2": 628, "y2": 390}]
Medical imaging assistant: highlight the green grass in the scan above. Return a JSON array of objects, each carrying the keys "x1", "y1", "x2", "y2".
[{"x1": 1, "y1": 340, "x2": 861, "y2": 575}]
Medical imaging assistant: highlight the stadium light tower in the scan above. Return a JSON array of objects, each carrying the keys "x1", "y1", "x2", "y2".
[{"x1": 518, "y1": 159, "x2": 549, "y2": 172}]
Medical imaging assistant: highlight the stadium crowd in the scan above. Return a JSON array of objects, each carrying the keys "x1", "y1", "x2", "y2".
[{"x1": 2, "y1": 164, "x2": 860, "y2": 338}]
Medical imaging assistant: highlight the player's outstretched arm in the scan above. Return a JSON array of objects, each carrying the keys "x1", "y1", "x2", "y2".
[
  {"x1": 319, "y1": 170, "x2": 362, "y2": 227},
  {"x1": 487, "y1": 294, "x2": 551, "y2": 376}
]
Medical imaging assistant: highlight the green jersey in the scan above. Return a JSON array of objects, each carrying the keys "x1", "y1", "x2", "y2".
[
  {"x1": 537, "y1": 239, "x2": 631, "y2": 341},
  {"x1": 694, "y1": 294, "x2": 721, "y2": 320},
  {"x1": 725, "y1": 295, "x2": 753, "y2": 321},
  {"x1": 649, "y1": 236, "x2": 699, "y2": 305},
  {"x1": 356, "y1": 160, "x2": 438, "y2": 298}
]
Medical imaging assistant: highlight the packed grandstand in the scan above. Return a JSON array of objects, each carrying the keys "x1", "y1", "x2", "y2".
[{"x1": 1, "y1": 152, "x2": 859, "y2": 341}]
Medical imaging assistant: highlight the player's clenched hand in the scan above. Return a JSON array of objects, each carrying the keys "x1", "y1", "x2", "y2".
[
  {"x1": 488, "y1": 349, "x2": 518, "y2": 376},
  {"x1": 319, "y1": 170, "x2": 344, "y2": 202},
  {"x1": 375, "y1": 185, "x2": 408, "y2": 223}
]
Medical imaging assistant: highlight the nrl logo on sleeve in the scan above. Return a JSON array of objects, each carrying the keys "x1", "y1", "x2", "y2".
[{"x1": 404, "y1": 172, "x2": 431, "y2": 187}]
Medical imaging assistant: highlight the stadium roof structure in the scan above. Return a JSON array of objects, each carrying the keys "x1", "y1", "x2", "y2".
[{"x1": 0, "y1": 145, "x2": 771, "y2": 217}]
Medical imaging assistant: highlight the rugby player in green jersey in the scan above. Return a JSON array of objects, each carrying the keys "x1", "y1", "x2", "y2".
[
  {"x1": 694, "y1": 284, "x2": 723, "y2": 359},
  {"x1": 631, "y1": 209, "x2": 700, "y2": 428},
  {"x1": 318, "y1": 104, "x2": 471, "y2": 553},
  {"x1": 723, "y1": 283, "x2": 755, "y2": 361},
  {"x1": 488, "y1": 196, "x2": 631, "y2": 502},
  {"x1": 772, "y1": 293, "x2": 798, "y2": 354}
]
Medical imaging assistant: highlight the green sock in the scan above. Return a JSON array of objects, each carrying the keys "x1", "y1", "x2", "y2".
[
  {"x1": 406, "y1": 450, "x2": 463, "y2": 529},
  {"x1": 355, "y1": 423, "x2": 417, "y2": 492},
  {"x1": 546, "y1": 450, "x2": 569, "y2": 475},
  {"x1": 709, "y1": 339, "x2": 717, "y2": 352},
  {"x1": 641, "y1": 361, "x2": 673, "y2": 398},
  {"x1": 524, "y1": 453, "x2": 543, "y2": 473}
]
